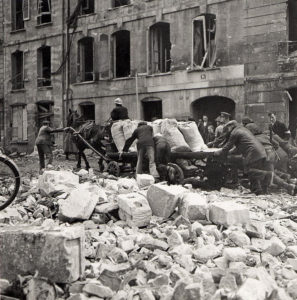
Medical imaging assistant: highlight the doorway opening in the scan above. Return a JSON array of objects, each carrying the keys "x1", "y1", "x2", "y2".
[
  {"x1": 142, "y1": 98, "x2": 162, "y2": 121},
  {"x1": 79, "y1": 102, "x2": 95, "y2": 121},
  {"x1": 288, "y1": 88, "x2": 297, "y2": 139}
]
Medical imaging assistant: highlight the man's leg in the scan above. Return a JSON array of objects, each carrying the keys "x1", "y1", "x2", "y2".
[
  {"x1": 136, "y1": 148, "x2": 144, "y2": 174},
  {"x1": 37, "y1": 145, "x2": 45, "y2": 170},
  {"x1": 147, "y1": 146, "x2": 160, "y2": 179}
]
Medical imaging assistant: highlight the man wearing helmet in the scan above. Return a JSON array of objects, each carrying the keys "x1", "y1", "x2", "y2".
[{"x1": 111, "y1": 98, "x2": 129, "y2": 121}]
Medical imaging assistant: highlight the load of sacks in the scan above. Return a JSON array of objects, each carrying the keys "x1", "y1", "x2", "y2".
[{"x1": 111, "y1": 118, "x2": 208, "y2": 153}]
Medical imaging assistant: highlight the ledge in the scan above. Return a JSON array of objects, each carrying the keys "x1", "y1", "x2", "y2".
[
  {"x1": 187, "y1": 67, "x2": 221, "y2": 73},
  {"x1": 107, "y1": 4, "x2": 133, "y2": 10},
  {"x1": 37, "y1": 86, "x2": 53, "y2": 91},
  {"x1": 10, "y1": 29, "x2": 26, "y2": 34},
  {"x1": 36, "y1": 22, "x2": 53, "y2": 28},
  {"x1": 10, "y1": 140, "x2": 28, "y2": 145},
  {"x1": 77, "y1": 13, "x2": 96, "y2": 19},
  {"x1": 11, "y1": 89, "x2": 26, "y2": 93},
  {"x1": 73, "y1": 80, "x2": 96, "y2": 86},
  {"x1": 146, "y1": 72, "x2": 172, "y2": 78}
]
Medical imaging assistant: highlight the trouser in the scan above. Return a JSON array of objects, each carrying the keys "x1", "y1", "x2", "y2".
[
  {"x1": 136, "y1": 146, "x2": 159, "y2": 179},
  {"x1": 247, "y1": 158, "x2": 273, "y2": 194},
  {"x1": 37, "y1": 144, "x2": 53, "y2": 170}
]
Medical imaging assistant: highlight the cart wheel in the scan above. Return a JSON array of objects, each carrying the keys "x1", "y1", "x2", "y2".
[
  {"x1": 107, "y1": 161, "x2": 120, "y2": 177},
  {"x1": 167, "y1": 163, "x2": 184, "y2": 184}
]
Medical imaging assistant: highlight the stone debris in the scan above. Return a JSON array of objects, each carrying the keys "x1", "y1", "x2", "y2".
[{"x1": 1, "y1": 161, "x2": 297, "y2": 299}]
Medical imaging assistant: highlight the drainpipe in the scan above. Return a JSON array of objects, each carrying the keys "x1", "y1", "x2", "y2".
[
  {"x1": 61, "y1": 0, "x2": 65, "y2": 127},
  {"x1": 65, "y1": 0, "x2": 70, "y2": 118},
  {"x1": 135, "y1": 72, "x2": 140, "y2": 119}
]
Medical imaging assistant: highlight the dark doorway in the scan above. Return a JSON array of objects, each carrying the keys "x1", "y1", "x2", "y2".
[
  {"x1": 191, "y1": 96, "x2": 235, "y2": 124},
  {"x1": 289, "y1": 88, "x2": 297, "y2": 139},
  {"x1": 80, "y1": 102, "x2": 95, "y2": 121},
  {"x1": 112, "y1": 30, "x2": 130, "y2": 78},
  {"x1": 142, "y1": 98, "x2": 162, "y2": 121},
  {"x1": 288, "y1": 0, "x2": 297, "y2": 42}
]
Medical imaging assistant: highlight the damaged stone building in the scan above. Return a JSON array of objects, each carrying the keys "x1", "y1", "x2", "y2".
[{"x1": 1, "y1": 0, "x2": 297, "y2": 152}]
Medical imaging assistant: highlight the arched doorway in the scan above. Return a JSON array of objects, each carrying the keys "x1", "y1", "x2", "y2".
[
  {"x1": 79, "y1": 101, "x2": 95, "y2": 121},
  {"x1": 288, "y1": 88, "x2": 297, "y2": 139},
  {"x1": 191, "y1": 96, "x2": 235, "y2": 124},
  {"x1": 142, "y1": 97, "x2": 162, "y2": 121}
]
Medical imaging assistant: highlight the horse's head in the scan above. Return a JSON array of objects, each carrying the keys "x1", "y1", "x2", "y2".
[{"x1": 67, "y1": 109, "x2": 84, "y2": 129}]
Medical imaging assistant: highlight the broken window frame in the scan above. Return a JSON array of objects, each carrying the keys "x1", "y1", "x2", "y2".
[
  {"x1": 11, "y1": 0, "x2": 25, "y2": 31},
  {"x1": 79, "y1": 0, "x2": 95, "y2": 15},
  {"x1": 11, "y1": 104, "x2": 28, "y2": 142},
  {"x1": 112, "y1": 0, "x2": 130, "y2": 8},
  {"x1": 37, "y1": 46, "x2": 51, "y2": 87},
  {"x1": 37, "y1": 0, "x2": 52, "y2": 25},
  {"x1": 36, "y1": 101, "x2": 54, "y2": 129},
  {"x1": 149, "y1": 22, "x2": 172, "y2": 74},
  {"x1": 192, "y1": 14, "x2": 216, "y2": 69},
  {"x1": 11, "y1": 51, "x2": 24, "y2": 90},
  {"x1": 77, "y1": 37, "x2": 94, "y2": 82}
]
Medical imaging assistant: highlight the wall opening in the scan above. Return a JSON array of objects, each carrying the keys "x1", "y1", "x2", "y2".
[
  {"x1": 11, "y1": 0, "x2": 24, "y2": 31},
  {"x1": 288, "y1": 0, "x2": 297, "y2": 42},
  {"x1": 77, "y1": 37, "x2": 94, "y2": 82},
  {"x1": 37, "y1": 46, "x2": 51, "y2": 87},
  {"x1": 11, "y1": 104, "x2": 27, "y2": 141},
  {"x1": 11, "y1": 51, "x2": 24, "y2": 90},
  {"x1": 112, "y1": 30, "x2": 130, "y2": 78},
  {"x1": 37, "y1": 0, "x2": 52, "y2": 25},
  {"x1": 36, "y1": 101, "x2": 54, "y2": 129},
  {"x1": 149, "y1": 22, "x2": 171, "y2": 73},
  {"x1": 289, "y1": 88, "x2": 297, "y2": 139},
  {"x1": 79, "y1": 102, "x2": 95, "y2": 121},
  {"x1": 112, "y1": 0, "x2": 130, "y2": 8},
  {"x1": 142, "y1": 98, "x2": 162, "y2": 121},
  {"x1": 79, "y1": 0, "x2": 94, "y2": 15},
  {"x1": 192, "y1": 14, "x2": 216, "y2": 68},
  {"x1": 191, "y1": 96, "x2": 235, "y2": 124}
]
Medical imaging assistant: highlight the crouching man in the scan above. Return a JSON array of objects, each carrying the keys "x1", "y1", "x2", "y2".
[
  {"x1": 214, "y1": 120, "x2": 272, "y2": 195},
  {"x1": 122, "y1": 122, "x2": 160, "y2": 180}
]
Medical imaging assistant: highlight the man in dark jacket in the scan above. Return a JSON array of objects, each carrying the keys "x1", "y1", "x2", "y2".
[
  {"x1": 111, "y1": 98, "x2": 129, "y2": 121},
  {"x1": 214, "y1": 120, "x2": 272, "y2": 195},
  {"x1": 269, "y1": 112, "x2": 289, "y2": 140},
  {"x1": 198, "y1": 115, "x2": 209, "y2": 143},
  {"x1": 122, "y1": 122, "x2": 159, "y2": 179},
  {"x1": 35, "y1": 120, "x2": 67, "y2": 172}
]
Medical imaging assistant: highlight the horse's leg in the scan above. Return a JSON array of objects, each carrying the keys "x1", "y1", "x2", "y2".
[
  {"x1": 98, "y1": 157, "x2": 104, "y2": 172},
  {"x1": 81, "y1": 151, "x2": 90, "y2": 170},
  {"x1": 77, "y1": 151, "x2": 82, "y2": 169}
]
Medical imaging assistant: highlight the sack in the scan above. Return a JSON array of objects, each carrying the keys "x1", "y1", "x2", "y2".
[
  {"x1": 111, "y1": 121, "x2": 126, "y2": 152},
  {"x1": 151, "y1": 119, "x2": 163, "y2": 136},
  {"x1": 178, "y1": 121, "x2": 208, "y2": 152},
  {"x1": 161, "y1": 119, "x2": 191, "y2": 151}
]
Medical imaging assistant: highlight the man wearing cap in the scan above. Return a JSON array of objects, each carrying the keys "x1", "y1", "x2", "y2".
[
  {"x1": 35, "y1": 120, "x2": 68, "y2": 172},
  {"x1": 268, "y1": 112, "x2": 289, "y2": 140},
  {"x1": 214, "y1": 120, "x2": 273, "y2": 195},
  {"x1": 209, "y1": 112, "x2": 231, "y2": 147},
  {"x1": 111, "y1": 98, "x2": 129, "y2": 121},
  {"x1": 198, "y1": 115, "x2": 210, "y2": 143},
  {"x1": 242, "y1": 116, "x2": 254, "y2": 127},
  {"x1": 122, "y1": 122, "x2": 160, "y2": 180}
]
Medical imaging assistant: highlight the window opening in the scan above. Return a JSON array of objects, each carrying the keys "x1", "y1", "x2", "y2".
[
  {"x1": 37, "y1": 46, "x2": 51, "y2": 87},
  {"x1": 77, "y1": 37, "x2": 94, "y2": 82},
  {"x1": 80, "y1": 103, "x2": 95, "y2": 121},
  {"x1": 112, "y1": 30, "x2": 130, "y2": 78},
  {"x1": 37, "y1": 0, "x2": 51, "y2": 25},
  {"x1": 192, "y1": 14, "x2": 216, "y2": 68},
  {"x1": 11, "y1": 0, "x2": 25, "y2": 30},
  {"x1": 113, "y1": 0, "x2": 130, "y2": 8},
  {"x1": 288, "y1": 0, "x2": 297, "y2": 54},
  {"x1": 36, "y1": 102, "x2": 54, "y2": 129},
  {"x1": 99, "y1": 34, "x2": 110, "y2": 79},
  {"x1": 11, "y1": 51, "x2": 24, "y2": 90},
  {"x1": 80, "y1": 0, "x2": 94, "y2": 15},
  {"x1": 142, "y1": 99, "x2": 162, "y2": 121},
  {"x1": 11, "y1": 105, "x2": 27, "y2": 141},
  {"x1": 149, "y1": 22, "x2": 171, "y2": 73}
]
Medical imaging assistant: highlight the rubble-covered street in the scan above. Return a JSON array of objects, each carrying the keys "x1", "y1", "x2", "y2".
[{"x1": 1, "y1": 152, "x2": 297, "y2": 300}]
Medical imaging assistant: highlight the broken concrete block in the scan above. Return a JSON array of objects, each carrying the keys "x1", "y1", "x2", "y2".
[
  {"x1": 23, "y1": 278, "x2": 56, "y2": 300},
  {"x1": 118, "y1": 238, "x2": 135, "y2": 253},
  {"x1": 38, "y1": 170, "x2": 79, "y2": 195},
  {"x1": 139, "y1": 289, "x2": 155, "y2": 300},
  {"x1": 67, "y1": 294, "x2": 89, "y2": 300},
  {"x1": 245, "y1": 221, "x2": 266, "y2": 239},
  {"x1": 274, "y1": 222, "x2": 295, "y2": 244},
  {"x1": 136, "y1": 174, "x2": 155, "y2": 188},
  {"x1": 193, "y1": 244, "x2": 223, "y2": 263},
  {"x1": 219, "y1": 274, "x2": 238, "y2": 291},
  {"x1": 0, "y1": 225, "x2": 85, "y2": 283},
  {"x1": 107, "y1": 247, "x2": 128, "y2": 263},
  {"x1": 147, "y1": 184, "x2": 187, "y2": 218},
  {"x1": 58, "y1": 182, "x2": 100, "y2": 222},
  {"x1": 264, "y1": 236, "x2": 286, "y2": 256},
  {"x1": 167, "y1": 230, "x2": 184, "y2": 247},
  {"x1": 223, "y1": 247, "x2": 247, "y2": 262},
  {"x1": 287, "y1": 245, "x2": 297, "y2": 257},
  {"x1": 178, "y1": 192, "x2": 208, "y2": 221},
  {"x1": 228, "y1": 230, "x2": 250, "y2": 247},
  {"x1": 94, "y1": 202, "x2": 119, "y2": 214},
  {"x1": 118, "y1": 193, "x2": 152, "y2": 227},
  {"x1": 287, "y1": 279, "x2": 297, "y2": 299},
  {"x1": 138, "y1": 235, "x2": 169, "y2": 251},
  {"x1": 83, "y1": 282, "x2": 114, "y2": 298},
  {"x1": 236, "y1": 278, "x2": 266, "y2": 300},
  {"x1": 172, "y1": 281, "x2": 202, "y2": 300},
  {"x1": 209, "y1": 201, "x2": 250, "y2": 227}
]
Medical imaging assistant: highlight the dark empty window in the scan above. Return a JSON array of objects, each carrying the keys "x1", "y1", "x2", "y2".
[
  {"x1": 193, "y1": 14, "x2": 216, "y2": 68},
  {"x1": 149, "y1": 22, "x2": 171, "y2": 73},
  {"x1": 11, "y1": 51, "x2": 24, "y2": 90},
  {"x1": 80, "y1": 102, "x2": 95, "y2": 121},
  {"x1": 77, "y1": 37, "x2": 94, "y2": 82},
  {"x1": 11, "y1": 0, "x2": 25, "y2": 31},
  {"x1": 112, "y1": 30, "x2": 130, "y2": 78},
  {"x1": 113, "y1": 0, "x2": 130, "y2": 8},
  {"x1": 80, "y1": 0, "x2": 94, "y2": 15},
  {"x1": 288, "y1": 0, "x2": 297, "y2": 54},
  {"x1": 37, "y1": 0, "x2": 52, "y2": 25},
  {"x1": 37, "y1": 46, "x2": 51, "y2": 87}
]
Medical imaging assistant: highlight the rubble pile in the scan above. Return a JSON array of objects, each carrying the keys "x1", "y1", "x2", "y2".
[{"x1": 1, "y1": 166, "x2": 297, "y2": 299}]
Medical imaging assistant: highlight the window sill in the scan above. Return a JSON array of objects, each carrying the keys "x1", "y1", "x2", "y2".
[
  {"x1": 77, "y1": 13, "x2": 96, "y2": 18},
  {"x1": 108, "y1": 4, "x2": 133, "y2": 10},
  {"x1": 146, "y1": 72, "x2": 172, "y2": 78},
  {"x1": 10, "y1": 140, "x2": 28, "y2": 145},
  {"x1": 11, "y1": 89, "x2": 26, "y2": 93},
  {"x1": 73, "y1": 80, "x2": 96, "y2": 86},
  {"x1": 187, "y1": 66, "x2": 220, "y2": 73},
  {"x1": 112, "y1": 76, "x2": 135, "y2": 81},
  {"x1": 36, "y1": 22, "x2": 53, "y2": 28},
  {"x1": 38, "y1": 85, "x2": 53, "y2": 90},
  {"x1": 10, "y1": 29, "x2": 26, "y2": 34}
]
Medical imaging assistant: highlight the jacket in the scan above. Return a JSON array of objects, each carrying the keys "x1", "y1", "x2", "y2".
[
  {"x1": 111, "y1": 106, "x2": 129, "y2": 121},
  {"x1": 35, "y1": 125, "x2": 63, "y2": 146},
  {"x1": 198, "y1": 122, "x2": 209, "y2": 143},
  {"x1": 123, "y1": 124, "x2": 154, "y2": 151},
  {"x1": 221, "y1": 125, "x2": 267, "y2": 165},
  {"x1": 270, "y1": 120, "x2": 288, "y2": 140}
]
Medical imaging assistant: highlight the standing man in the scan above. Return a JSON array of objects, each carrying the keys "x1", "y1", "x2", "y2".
[
  {"x1": 214, "y1": 120, "x2": 272, "y2": 195},
  {"x1": 268, "y1": 112, "x2": 289, "y2": 140},
  {"x1": 122, "y1": 122, "x2": 159, "y2": 180},
  {"x1": 110, "y1": 98, "x2": 129, "y2": 121},
  {"x1": 35, "y1": 120, "x2": 67, "y2": 172},
  {"x1": 209, "y1": 112, "x2": 231, "y2": 147},
  {"x1": 198, "y1": 115, "x2": 209, "y2": 143}
]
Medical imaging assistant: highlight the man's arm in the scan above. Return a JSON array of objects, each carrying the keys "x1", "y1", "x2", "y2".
[{"x1": 123, "y1": 130, "x2": 137, "y2": 152}]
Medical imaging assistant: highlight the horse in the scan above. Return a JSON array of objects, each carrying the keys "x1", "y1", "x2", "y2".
[{"x1": 66, "y1": 109, "x2": 107, "y2": 170}]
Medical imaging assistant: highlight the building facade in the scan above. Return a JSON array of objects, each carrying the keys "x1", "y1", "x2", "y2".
[{"x1": 1, "y1": 0, "x2": 297, "y2": 152}]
